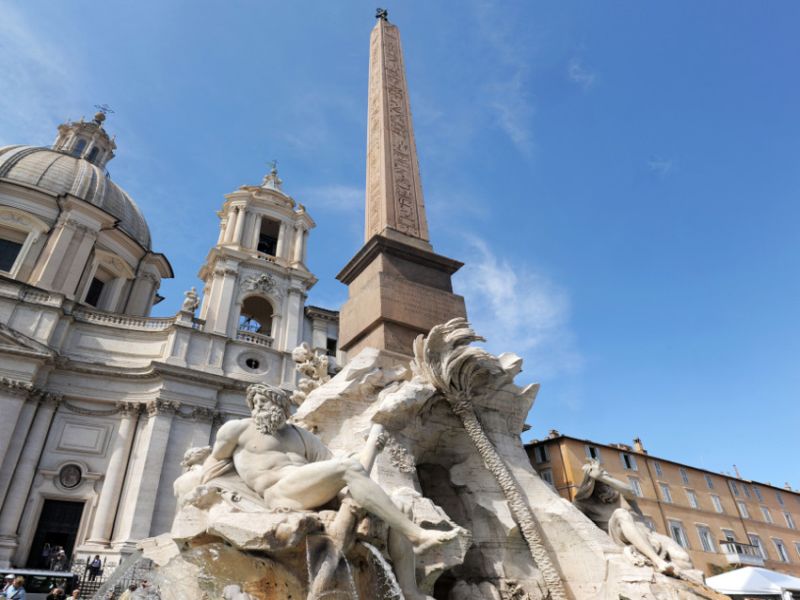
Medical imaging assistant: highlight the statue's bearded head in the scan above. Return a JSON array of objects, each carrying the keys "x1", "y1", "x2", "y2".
[{"x1": 246, "y1": 383, "x2": 291, "y2": 435}]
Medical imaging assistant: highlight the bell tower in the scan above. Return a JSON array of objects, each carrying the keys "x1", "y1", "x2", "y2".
[
  {"x1": 198, "y1": 164, "x2": 316, "y2": 352},
  {"x1": 337, "y1": 11, "x2": 467, "y2": 358}
]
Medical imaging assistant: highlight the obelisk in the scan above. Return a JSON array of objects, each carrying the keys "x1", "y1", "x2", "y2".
[{"x1": 337, "y1": 10, "x2": 467, "y2": 358}]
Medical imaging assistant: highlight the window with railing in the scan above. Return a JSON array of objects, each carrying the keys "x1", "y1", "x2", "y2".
[
  {"x1": 584, "y1": 445, "x2": 602, "y2": 462},
  {"x1": 620, "y1": 452, "x2": 637, "y2": 471},
  {"x1": 660, "y1": 483, "x2": 673, "y2": 503},
  {"x1": 668, "y1": 520, "x2": 689, "y2": 549},
  {"x1": 737, "y1": 501, "x2": 750, "y2": 519},
  {"x1": 680, "y1": 468, "x2": 689, "y2": 485},
  {"x1": 761, "y1": 506, "x2": 773, "y2": 524},
  {"x1": 748, "y1": 534, "x2": 768, "y2": 560},
  {"x1": 773, "y1": 538, "x2": 790, "y2": 563},
  {"x1": 697, "y1": 525, "x2": 716, "y2": 553},
  {"x1": 540, "y1": 468, "x2": 554, "y2": 488}
]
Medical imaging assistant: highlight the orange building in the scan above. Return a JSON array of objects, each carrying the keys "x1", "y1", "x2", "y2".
[{"x1": 525, "y1": 432, "x2": 800, "y2": 577}]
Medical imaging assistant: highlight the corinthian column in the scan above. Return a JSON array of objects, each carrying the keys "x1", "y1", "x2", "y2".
[{"x1": 85, "y1": 404, "x2": 140, "y2": 546}]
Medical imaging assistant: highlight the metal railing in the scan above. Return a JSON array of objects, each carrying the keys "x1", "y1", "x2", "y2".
[{"x1": 720, "y1": 540, "x2": 765, "y2": 566}]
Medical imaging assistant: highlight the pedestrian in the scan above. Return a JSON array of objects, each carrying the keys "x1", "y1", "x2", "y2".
[
  {"x1": 41, "y1": 543, "x2": 52, "y2": 569},
  {"x1": 45, "y1": 588, "x2": 65, "y2": 600},
  {"x1": 51, "y1": 548, "x2": 67, "y2": 572},
  {"x1": 118, "y1": 584, "x2": 137, "y2": 600},
  {"x1": 2, "y1": 576, "x2": 26, "y2": 599},
  {"x1": 86, "y1": 555, "x2": 102, "y2": 581},
  {"x1": 70, "y1": 589, "x2": 80, "y2": 599},
  {"x1": 2, "y1": 575, "x2": 13, "y2": 594}
]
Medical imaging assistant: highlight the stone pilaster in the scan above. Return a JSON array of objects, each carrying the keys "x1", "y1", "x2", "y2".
[
  {"x1": 0, "y1": 392, "x2": 61, "y2": 567},
  {"x1": 84, "y1": 403, "x2": 141, "y2": 546},
  {"x1": 281, "y1": 285, "x2": 306, "y2": 352},
  {"x1": 202, "y1": 263, "x2": 239, "y2": 336},
  {"x1": 0, "y1": 379, "x2": 34, "y2": 472},
  {"x1": 111, "y1": 400, "x2": 178, "y2": 550}
]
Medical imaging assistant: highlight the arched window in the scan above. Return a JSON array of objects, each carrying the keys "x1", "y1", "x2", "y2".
[
  {"x1": 72, "y1": 139, "x2": 87, "y2": 157},
  {"x1": 86, "y1": 146, "x2": 100, "y2": 163},
  {"x1": 0, "y1": 207, "x2": 48, "y2": 277},
  {"x1": 238, "y1": 296, "x2": 274, "y2": 336}
]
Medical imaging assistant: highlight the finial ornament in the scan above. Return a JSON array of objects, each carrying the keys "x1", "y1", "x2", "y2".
[
  {"x1": 261, "y1": 159, "x2": 283, "y2": 190},
  {"x1": 93, "y1": 103, "x2": 114, "y2": 124},
  {"x1": 376, "y1": 8, "x2": 388, "y2": 21}
]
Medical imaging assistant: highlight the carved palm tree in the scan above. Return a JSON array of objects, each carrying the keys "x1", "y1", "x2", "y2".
[{"x1": 411, "y1": 318, "x2": 568, "y2": 600}]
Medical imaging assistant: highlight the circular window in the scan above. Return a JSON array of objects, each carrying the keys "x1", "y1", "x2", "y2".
[
  {"x1": 59, "y1": 464, "x2": 82, "y2": 489},
  {"x1": 238, "y1": 351, "x2": 268, "y2": 374}
]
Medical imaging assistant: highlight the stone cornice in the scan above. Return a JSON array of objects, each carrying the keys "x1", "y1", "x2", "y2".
[
  {"x1": 305, "y1": 306, "x2": 340, "y2": 322},
  {"x1": 336, "y1": 234, "x2": 463, "y2": 285}
]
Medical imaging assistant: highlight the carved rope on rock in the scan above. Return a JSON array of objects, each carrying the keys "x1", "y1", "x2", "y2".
[{"x1": 412, "y1": 318, "x2": 568, "y2": 600}]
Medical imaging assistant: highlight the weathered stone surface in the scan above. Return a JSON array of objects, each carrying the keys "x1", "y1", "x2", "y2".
[
  {"x1": 147, "y1": 540, "x2": 306, "y2": 600},
  {"x1": 206, "y1": 507, "x2": 324, "y2": 552}
]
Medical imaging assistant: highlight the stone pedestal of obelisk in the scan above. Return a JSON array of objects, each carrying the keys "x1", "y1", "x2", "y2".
[{"x1": 337, "y1": 14, "x2": 466, "y2": 358}]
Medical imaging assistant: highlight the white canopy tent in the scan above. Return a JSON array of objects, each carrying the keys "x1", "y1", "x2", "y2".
[{"x1": 706, "y1": 567, "x2": 800, "y2": 598}]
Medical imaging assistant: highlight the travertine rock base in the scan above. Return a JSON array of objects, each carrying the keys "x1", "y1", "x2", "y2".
[{"x1": 294, "y1": 348, "x2": 731, "y2": 600}]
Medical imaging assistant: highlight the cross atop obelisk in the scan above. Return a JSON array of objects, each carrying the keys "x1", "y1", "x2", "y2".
[
  {"x1": 336, "y1": 14, "x2": 466, "y2": 358},
  {"x1": 364, "y1": 9, "x2": 431, "y2": 250}
]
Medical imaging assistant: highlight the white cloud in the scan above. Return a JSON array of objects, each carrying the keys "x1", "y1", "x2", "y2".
[
  {"x1": 487, "y1": 70, "x2": 536, "y2": 158},
  {"x1": 647, "y1": 156, "x2": 673, "y2": 177},
  {"x1": 568, "y1": 58, "x2": 596, "y2": 91},
  {"x1": 454, "y1": 236, "x2": 582, "y2": 380},
  {"x1": 471, "y1": 0, "x2": 536, "y2": 158},
  {"x1": 0, "y1": 3, "x2": 82, "y2": 146}
]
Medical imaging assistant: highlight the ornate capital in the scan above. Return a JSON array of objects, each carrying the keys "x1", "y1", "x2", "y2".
[
  {"x1": 146, "y1": 399, "x2": 180, "y2": 417},
  {"x1": 140, "y1": 271, "x2": 160, "y2": 285},
  {"x1": 213, "y1": 266, "x2": 239, "y2": 278},
  {"x1": 63, "y1": 218, "x2": 98, "y2": 237},
  {"x1": 36, "y1": 391, "x2": 63, "y2": 408},
  {"x1": 190, "y1": 406, "x2": 217, "y2": 423},
  {"x1": 0, "y1": 377, "x2": 34, "y2": 397},
  {"x1": 116, "y1": 402, "x2": 143, "y2": 417}
]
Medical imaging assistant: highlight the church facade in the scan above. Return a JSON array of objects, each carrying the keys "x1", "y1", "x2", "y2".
[{"x1": 0, "y1": 111, "x2": 338, "y2": 568}]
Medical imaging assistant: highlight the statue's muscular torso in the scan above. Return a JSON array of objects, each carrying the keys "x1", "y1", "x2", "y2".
[{"x1": 212, "y1": 419, "x2": 332, "y2": 494}]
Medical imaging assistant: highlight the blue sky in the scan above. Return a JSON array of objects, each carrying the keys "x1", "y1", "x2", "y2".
[{"x1": 2, "y1": 1, "x2": 798, "y2": 488}]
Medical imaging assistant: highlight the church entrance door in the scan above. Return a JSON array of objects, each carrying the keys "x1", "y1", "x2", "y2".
[{"x1": 26, "y1": 499, "x2": 85, "y2": 569}]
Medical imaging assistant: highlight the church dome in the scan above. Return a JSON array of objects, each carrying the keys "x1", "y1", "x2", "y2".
[{"x1": 0, "y1": 145, "x2": 151, "y2": 249}]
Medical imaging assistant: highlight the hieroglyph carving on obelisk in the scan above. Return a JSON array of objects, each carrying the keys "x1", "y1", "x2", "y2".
[{"x1": 365, "y1": 17, "x2": 430, "y2": 245}]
